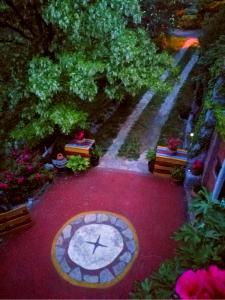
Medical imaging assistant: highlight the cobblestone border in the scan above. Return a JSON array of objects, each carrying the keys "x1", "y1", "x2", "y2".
[{"x1": 51, "y1": 211, "x2": 138, "y2": 288}]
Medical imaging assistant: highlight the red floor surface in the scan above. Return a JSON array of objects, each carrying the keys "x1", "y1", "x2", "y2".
[{"x1": 0, "y1": 169, "x2": 185, "y2": 299}]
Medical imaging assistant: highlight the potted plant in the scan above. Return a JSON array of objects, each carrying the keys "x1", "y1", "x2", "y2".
[
  {"x1": 191, "y1": 160, "x2": 204, "y2": 176},
  {"x1": 171, "y1": 166, "x2": 185, "y2": 185},
  {"x1": 90, "y1": 146, "x2": 103, "y2": 167},
  {"x1": 167, "y1": 137, "x2": 182, "y2": 155},
  {"x1": 146, "y1": 149, "x2": 156, "y2": 173},
  {"x1": 66, "y1": 155, "x2": 90, "y2": 174},
  {"x1": 74, "y1": 130, "x2": 85, "y2": 143}
]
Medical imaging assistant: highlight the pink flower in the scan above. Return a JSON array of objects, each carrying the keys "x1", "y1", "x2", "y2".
[
  {"x1": 176, "y1": 266, "x2": 225, "y2": 299},
  {"x1": 17, "y1": 176, "x2": 25, "y2": 185},
  {"x1": 0, "y1": 182, "x2": 9, "y2": 190},
  {"x1": 27, "y1": 165, "x2": 33, "y2": 173},
  {"x1": 5, "y1": 173, "x2": 14, "y2": 182},
  {"x1": 22, "y1": 153, "x2": 30, "y2": 161}
]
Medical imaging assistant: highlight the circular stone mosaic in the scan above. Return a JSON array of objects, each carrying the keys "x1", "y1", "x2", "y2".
[{"x1": 51, "y1": 211, "x2": 138, "y2": 288}]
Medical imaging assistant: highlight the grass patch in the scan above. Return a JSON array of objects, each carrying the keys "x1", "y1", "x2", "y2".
[
  {"x1": 94, "y1": 95, "x2": 139, "y2": 153},
  {"x1": 118, "y1": 91, "x2": 166, "y2": 159},
  {"x1": 117, "y1": 136, "x2": 141, "y2": 160}
]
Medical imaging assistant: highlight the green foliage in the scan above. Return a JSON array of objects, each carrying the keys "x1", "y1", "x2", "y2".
[
  {"x1": 118, "y1": 136, "x2": 140, "y2": 160},
  {"x1": 141, "y1": 0, "x2": 185, "y2": 38},
  {"x1": 131, "y1": 188, "x2": 225, "y2": 299},
  {"x1": 28, "y1": 57, "x2": 61, "y2": 101},
  {"x1": 214, "y1": 106, "x2": 225, "y2": 140},
  {"x1": 171, "y1": 166, "x2": 185, "y2": 181},
  {"x1": 11, "y1": 104, "x2": 87, "y2": 145},
  {"x1": 66, "y1": 155, "x2": 90, "y2": 172},
  {"x1": 200, "y1": 5, "x2": 225, "y2": 50},
  {"x1": 0, "y1": 0, "x2": 173, "y2": 152},
  {"x1": 146, "y1": 149, "x2": 156, "y2": 162},
  {"x1": 91, "y1": 145, "x2": 103, "y2": 158}
]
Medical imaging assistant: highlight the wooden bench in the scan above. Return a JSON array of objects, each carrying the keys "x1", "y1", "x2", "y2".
[
  {"x1": 0, "y1": 204, "x2": 32, "y2": 236},
  {"x1": 153, "y1": 146, "x2": 188, "y2": 178}
]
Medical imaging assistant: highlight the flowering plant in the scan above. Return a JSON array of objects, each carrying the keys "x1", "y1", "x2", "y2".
[
  {"x1": 74, "y1": 130, "x2": 85, "y2": 141},
  {"x1": 0, "y1": 148, "x2": 53, "y2": 206},
  {"x1": 167, "y1": 137, "x2": 181, "y2": 151},
  {"x1": 176, "y1": 265, "x2": 225, "y2": 299},
  {"x1": 192, "y1": 159, "x2": 204, "y2": 175}
]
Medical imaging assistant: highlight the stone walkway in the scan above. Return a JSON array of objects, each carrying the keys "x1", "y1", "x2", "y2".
[{"x1": 99, "y1": 40, "x2": 199, "y2": 173}]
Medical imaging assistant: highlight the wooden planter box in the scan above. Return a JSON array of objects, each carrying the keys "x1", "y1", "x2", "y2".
[
  {"x1": 0, "y1": 204, "x2": 32, "y2": 237},
  {"x1": 65, "y1": 138, "x2": 95, "y2": 158},
  {"x1": 153, "y1": 146, "x2": 188, "y2": 178}
]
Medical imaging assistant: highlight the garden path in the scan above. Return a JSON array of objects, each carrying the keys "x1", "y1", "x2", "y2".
[
  {"x1": 99, "y1": 38, "x2": 199, "y2": 173},
  {"x1": 0, "y1": 168, "x2": 185, "y2": 299}
]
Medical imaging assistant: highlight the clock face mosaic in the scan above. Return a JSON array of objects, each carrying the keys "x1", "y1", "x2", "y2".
[{"x1": 51, "y1": 211, "x2": 138, "y2": 288}]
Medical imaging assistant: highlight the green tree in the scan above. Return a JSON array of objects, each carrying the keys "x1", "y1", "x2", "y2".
[{"x1": 0, "y1": 0, "x2": 172, "y2": 150}]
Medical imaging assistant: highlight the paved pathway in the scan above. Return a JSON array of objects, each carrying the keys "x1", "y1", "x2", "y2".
[
  {"x1": 141, "y1": 51, "x2": 199, "y2": 152},
  {"x1": 100, "y1": 46, "x2": 199, "y2": 173},
  {"x1": 103, "y1": 40, "x2": 193, "y2": 160},
  {"x1": 0, "y1": 169, "x2": 185, "y2": 299},
  {"x1": 168, "y1": 28, "x2": 203, "y2": 38}
]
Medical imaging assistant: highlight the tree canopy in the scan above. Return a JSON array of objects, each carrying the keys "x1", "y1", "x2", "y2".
[{"x1": 0, "y1": 0, "x2": 172, "y2": 150}]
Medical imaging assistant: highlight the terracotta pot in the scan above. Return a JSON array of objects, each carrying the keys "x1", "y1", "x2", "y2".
[{"x1": 57, "y1": 153, "x2": 64, "y2": 160}]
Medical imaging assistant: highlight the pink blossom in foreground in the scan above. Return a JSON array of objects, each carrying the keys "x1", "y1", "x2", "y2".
[{"x1": 176, "y1": 266, "x2": 225, "y2": 299}]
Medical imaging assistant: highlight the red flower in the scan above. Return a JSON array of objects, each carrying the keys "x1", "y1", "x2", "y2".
[
  {"x1": 177, "y1": 9, "x2": 184, "y2": 17},
  {"x1": 17, "y1": 176, "x2": 25, "y2": 185},
  {"x1": 176, "y1": 266, "x2": 225, "y2": 299},
  {"x1": 192, "y1": 160, "x2": 204, "y2": 173},
  {"x1": 34, "y1": 173, "x2": 42, "y2": 181},
  {"x1": 168, "y1": 137, "x2": 181, "y2": 151},
  {"x1": 0, "y1": 182, "x2": 9, "y2": 190},
  {"x1": 74, "y1": 130, "x2": 85, "y2": 140}
]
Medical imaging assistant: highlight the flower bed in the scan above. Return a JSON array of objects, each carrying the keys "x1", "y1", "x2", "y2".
[{"x1": 0, "y1": 147, "x2": 53, "y2": 209}]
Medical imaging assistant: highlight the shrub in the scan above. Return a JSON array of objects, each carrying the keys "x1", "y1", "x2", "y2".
[
  {"x1": 66, "y1": 155, "x2": 90, "y2": 173},
  {"x1": 130, "y1": 188, "x2": 225, "y2": 299},
  {"x1": 171, "y1": 166, "x2": 185, "y2": 182},
  {"x1": 0, "y1": 148, "x2": 53, "y2": 206}
]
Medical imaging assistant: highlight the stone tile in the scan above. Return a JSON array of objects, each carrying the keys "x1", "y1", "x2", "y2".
[
  {"x1": 97, "y1": 213, "x2": 108, "y2": 223},
  {"x1": 69, "y1": 267, "x2": 82, "y2": 281},
  {"x1": 115, "y1": 219, "x2": 127, "y2": 230},
  {"x1": 56, "y1": 235, "x2": 63, "y2": 246},
  {"x1": 112, "y1": 261, "x2": 126, "y2": 276},
  {"x1": 55, "y1": 246, "x2": 65, "y2": 262},
  {"x1": 63, "y1": 225, "x2": 72, "y2": 239},
  {"x1": 60, "y1": 258, "x2": 71, "y2": 273},
  {"x1": 83, "y1": 275, "x2": 99, "y2": 283},
  {"x1": 119, "y1": 251, "x2": 132, "y2": 263},
  {"x1": 84, "y1": 214, "x2": 96, "y2": 223},
  {"x1": 99, "y1": 268, "x2": 114, "y2": 283},
  {"x1": 126, "y1": 240, "x2": 136, "y2": 254},
  {"x1": 71, "y1": 218, "x2": 83, "y2": 225},
  {"x1": 122, "y1": 228, "x2": 133, "y2": 240},
  {"x1": 109, "y1": 215, "x2": 117, "y2": 225}
]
